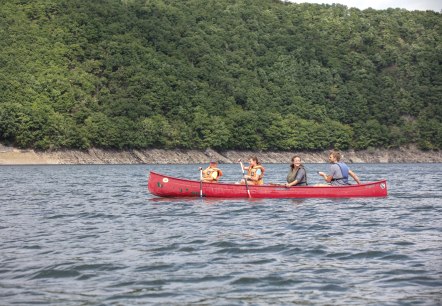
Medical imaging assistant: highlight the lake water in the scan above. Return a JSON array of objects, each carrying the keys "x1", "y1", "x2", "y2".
[{"x1": 1, "y1": 163, "x2": 441, "y2": 305}]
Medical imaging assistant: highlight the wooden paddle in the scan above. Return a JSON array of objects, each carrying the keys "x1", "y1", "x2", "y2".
[{"x1": 238, "y1": 159, "x2": 252, "y2": 198}]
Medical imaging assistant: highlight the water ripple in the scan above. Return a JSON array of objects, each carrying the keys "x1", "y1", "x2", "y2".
[{"x1": 0, "y1": 163, "x2": 441, "y2": 305}]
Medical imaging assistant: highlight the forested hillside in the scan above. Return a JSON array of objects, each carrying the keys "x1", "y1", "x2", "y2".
[{"x1": 0, "y1": 0, "x2": 441, "y2": 151}]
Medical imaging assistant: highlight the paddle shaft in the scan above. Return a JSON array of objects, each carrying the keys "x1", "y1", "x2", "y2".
[
  {"x1": 199, "y1": 168, "x2": 203, "y2": 198},
  {"x1": 239, "y1": 160, "x2": 252, "y2": 198}
]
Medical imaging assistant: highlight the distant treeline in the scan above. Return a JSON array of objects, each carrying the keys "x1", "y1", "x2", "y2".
[{"x1": 0, "y1": 0, "x2": 441, "y2": 150}]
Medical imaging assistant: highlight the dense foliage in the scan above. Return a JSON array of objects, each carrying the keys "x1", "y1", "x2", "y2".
[{"x1": 0, "y1": 0, "x2": 441, "y2": 151}]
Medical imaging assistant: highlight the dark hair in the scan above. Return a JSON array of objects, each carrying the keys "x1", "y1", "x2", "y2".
[
  {"x1": 290, "y1": 155, "x2": 302, "y2": 169},
  {"x1": 250, "y1": 156, "x2": 261, "y2": 165}
]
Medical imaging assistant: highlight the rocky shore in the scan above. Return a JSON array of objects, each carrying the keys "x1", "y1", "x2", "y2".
[{"x1": 0, "y1": 144, "x2": 441, "y2": 164}]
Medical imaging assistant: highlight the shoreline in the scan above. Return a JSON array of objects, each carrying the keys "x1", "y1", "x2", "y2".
[{"x1": 0, "y1": 145, "x2": 441, "y2": 165}]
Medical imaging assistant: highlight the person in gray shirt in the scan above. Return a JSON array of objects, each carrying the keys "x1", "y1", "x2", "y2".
[{"x1": 318, "y1": 151, "x2": 361, "y2": 185}]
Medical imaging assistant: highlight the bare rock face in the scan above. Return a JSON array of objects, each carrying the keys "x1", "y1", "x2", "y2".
[{"x1": 0, "y1": 143, "x2": 441, "y2": 164}]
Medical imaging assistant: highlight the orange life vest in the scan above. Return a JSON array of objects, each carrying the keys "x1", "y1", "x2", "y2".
[
  {"x1": 247, "y1": 165, "x2": 265, "y2": 185},
  {"x1": 202, "y1": 167, "x2": 223, "y2": 182}
]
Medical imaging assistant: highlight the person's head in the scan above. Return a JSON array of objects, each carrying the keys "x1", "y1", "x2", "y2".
[
  {"x1": 249, "y1": 156, "x2": 260, "y2": 166},
  {"x1": 291, "y1": 155, "x2": 302, "y2": 168},
  {"x1": 209, "y1": 161, "x2": 218, "y2": 167},
  {"x1": 329, "y1": 151, "x2": 341, "y2": 163}
]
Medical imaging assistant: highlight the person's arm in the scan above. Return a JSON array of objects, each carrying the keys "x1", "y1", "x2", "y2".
[
  {"x1": 211, "y1": 171, "x2": 219, "y2": 181},
  {"x1": 319, "y1": 164, "x2": 339, "y2": 183},
  {"x1": 239, "y1": 160, "x2": 248, "y2": 171},
  {"x1": 286, "y1": 168, "x2": 305, "y2": 187},
  {"x1": 239, "y1": 160, "x2": 249, "y2": 180},
  {"x1": 286, "y1": 180, "x2": 299, "y2": 187},
  {"x1": 318, "y1": 172, "x2": 332, "y2": 183},
  {"x1": 349, "y1": 170, "x2": 361, "y2": 184},
  {"x1": 201, "y1": 168, "x2": 208, "y2": 179}
]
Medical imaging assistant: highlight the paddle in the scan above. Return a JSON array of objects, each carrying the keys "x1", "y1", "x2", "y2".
[
  {"x1": 238, "y1": 159, "x2": 252, "y2": 198},
  {"x1": 198, "y1": 167, "x2": 203, "y2": 198}
]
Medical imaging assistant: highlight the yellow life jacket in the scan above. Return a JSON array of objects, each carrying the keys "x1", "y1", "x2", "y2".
[
  {"x1": 202, "y1": 167, "x2": 223, "y2": 182},
  {"x1": 247, "y1": 165, "x2": 265, "y2": 185}
]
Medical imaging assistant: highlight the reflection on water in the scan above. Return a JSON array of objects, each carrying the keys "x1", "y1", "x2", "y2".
[{"x1": 0, "y1": 163, "x2": 441, "y2": 305}]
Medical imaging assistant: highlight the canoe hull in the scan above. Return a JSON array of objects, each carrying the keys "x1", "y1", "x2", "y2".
[{"x1": 148, "y1": 171, "x2": 388, "y2": 198}]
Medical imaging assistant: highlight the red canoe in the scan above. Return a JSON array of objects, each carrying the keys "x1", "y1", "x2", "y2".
[{"x1": 148, "y1": 171, "x2": 388, "y2": 198}]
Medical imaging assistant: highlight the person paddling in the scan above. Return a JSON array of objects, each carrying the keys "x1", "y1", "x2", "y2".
[
  {"x1": 318, "y1": 151, "x2": 360, "y2": 185},
  {"x1": 285, "y1": 155, "x2": 307, "y2": 187},
  {"x1": 240, "y1": 156, "x2": 265, "y2": 185},
  {"x1": 201, "y1": 161, "x2": 223, "y2": 183}
]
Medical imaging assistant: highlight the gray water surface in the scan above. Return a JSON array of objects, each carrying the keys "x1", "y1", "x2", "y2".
[{"x1": 1, "y1": 163, "x2": 441, "y2": 305}]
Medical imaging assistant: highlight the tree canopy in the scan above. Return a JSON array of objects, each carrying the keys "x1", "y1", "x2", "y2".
[{"x1": 0, "y1": 0, "x2": 441, "y2": 151}]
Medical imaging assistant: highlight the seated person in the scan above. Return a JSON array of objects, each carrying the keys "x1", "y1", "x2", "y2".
[
  {"x1": 318, "y1": 151, "x2": 360, "y2": 185},
  {"x1": 241, "y1": 156, "x2": 265, "y2": 185},
  {"x1": 201, "y1": 161, "x2": 223, "y2": 183},
  {"x1": 285, "y1": 155, "x2": 307, "y2": 187}
]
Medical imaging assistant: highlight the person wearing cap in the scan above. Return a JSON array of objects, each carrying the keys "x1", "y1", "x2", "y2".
[{"x1": 201, "y1": 161, "x2": 223, "y2": 183}]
